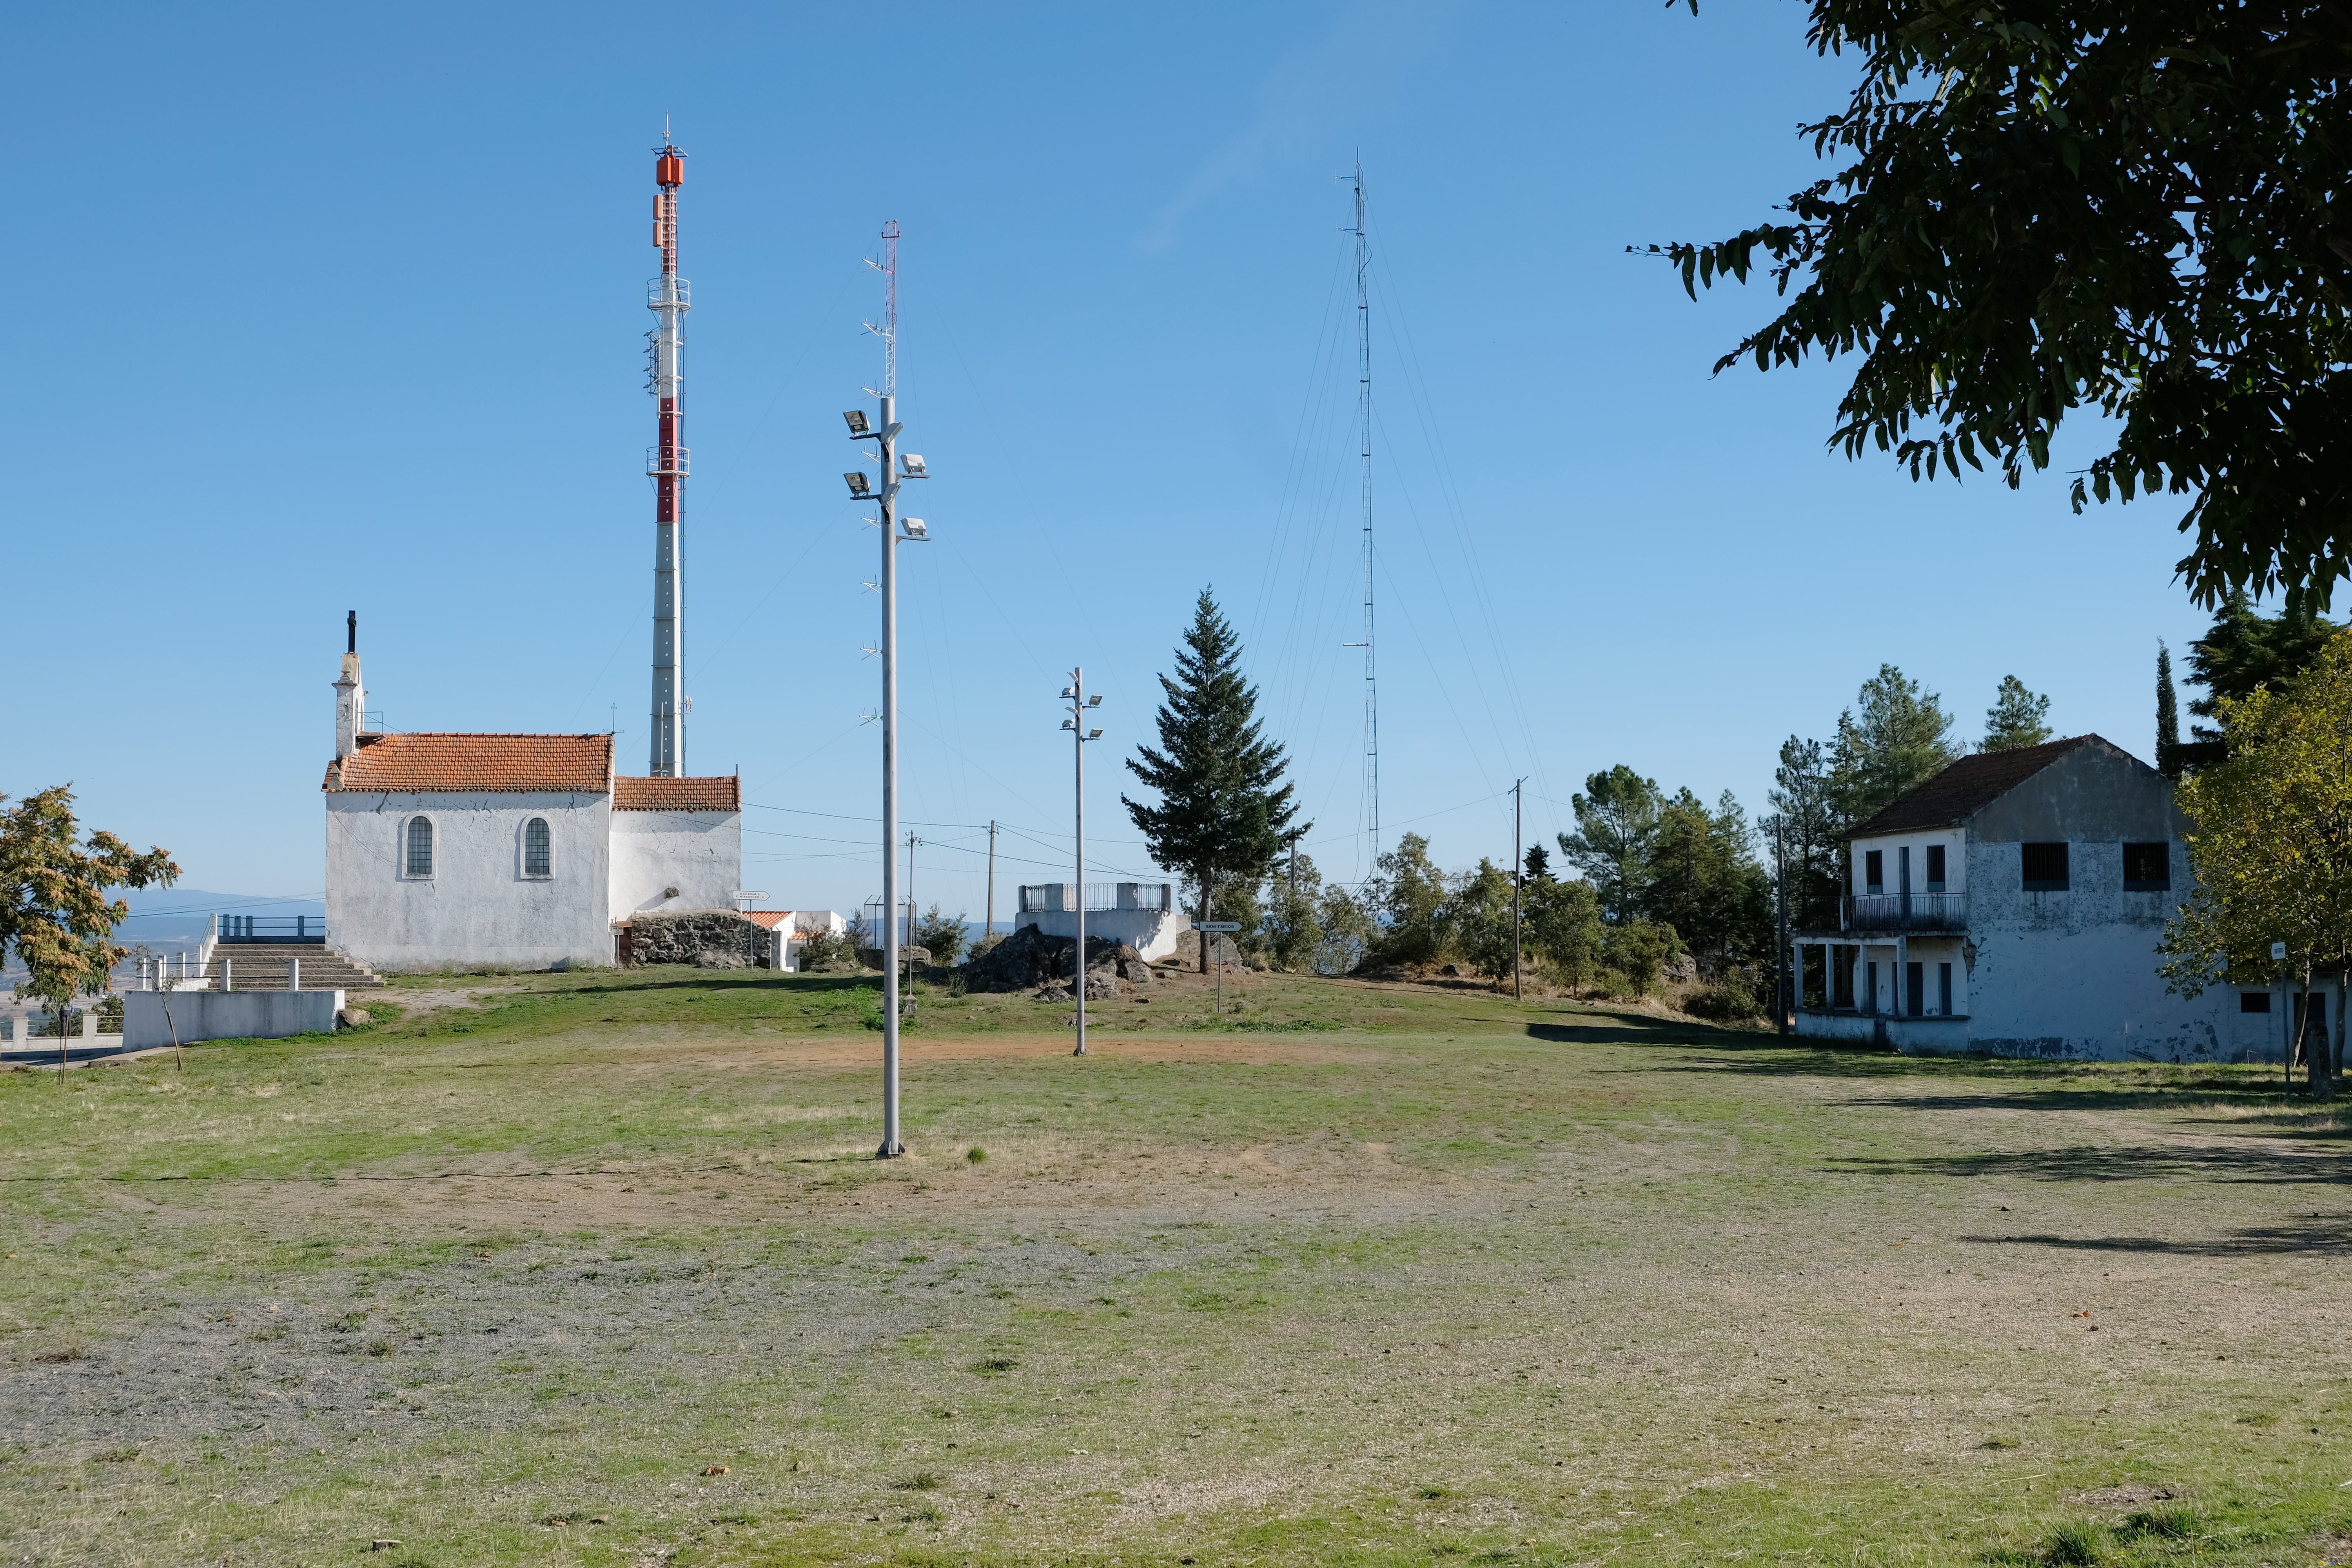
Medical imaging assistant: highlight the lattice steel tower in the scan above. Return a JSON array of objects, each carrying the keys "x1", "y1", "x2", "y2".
[{"x1": 646, "y1": 134, "x2": 690, "y2": 776}]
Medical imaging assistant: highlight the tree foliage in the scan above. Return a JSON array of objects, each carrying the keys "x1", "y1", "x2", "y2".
[
  {"x1": 1557, "y1": 766, "x2": 1664, "y2": 923},
  {"x1": 1658, "y1": 0, "x2": 2352, "y2": 608},
  {"x1": 1829, "y1": 665, "x2": 1960, "y2": 826},
  {"x1": 1643, "y1": 788, "x2": 1771, "y2": 970},
  {"x1": 0, "y1": 786, "x2": 179, "y2": 1012},
  {"x1": 1367, "y1": 832, "x2": 1453, "y2": 967},
  {"x1": 1982, "y1": 675, "x2": 2054, "y2": 752},
  {"x1": 2185, "y1": 590, "x2": 2341, "y2": 739},
  {"x1": 2158, "y1": 630, "x2": 2352, "y2": 1093},
  {"x1": 912, "y1": 904, "x2": 969, "y2": 965},
  {"x1": 1123, "y1": 590, "x2": 1305, "y2": 967},
  {"x1": 2156, "y1": 639, "x2": 2182, "y2": 775}
]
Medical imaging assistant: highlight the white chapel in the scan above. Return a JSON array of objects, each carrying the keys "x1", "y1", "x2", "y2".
[{"x1": 321, "y1": 640, "x2": 742, "y2": 973}]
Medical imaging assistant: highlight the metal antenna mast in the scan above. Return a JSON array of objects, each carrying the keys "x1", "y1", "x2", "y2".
[
  {"x1": 1351, "y1": 161, "x2": 1379, "y2": 867},
  {"x1": 646, "y1": 134, "x2": 690, "y2": 777}
]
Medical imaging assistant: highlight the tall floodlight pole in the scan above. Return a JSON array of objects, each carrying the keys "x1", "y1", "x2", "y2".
[
  {"x1": 985, "y1": 820, "x2": 998, "y2": 938},
  {"x1": 647, "y1": 133, "x2": 690, "y2": 776},
  {"x1": 1062, "y1": 670, "x2": 1103, "y2": 1056},
  {"x1": 842, "y1": 220, "x2": 929, "y2": 1158},
  {"x1": 1351, "y1": 161, "x2": 1379, "y2": 874}
]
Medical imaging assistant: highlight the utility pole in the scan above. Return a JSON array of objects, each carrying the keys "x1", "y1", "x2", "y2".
[
  {"x1": 1062, "y1": 670, "x2": 1103, "y2": 1055},
  {"x1": 842, "y1": 218, "x2": 927, "y2": 1159},
  {"x1": 1512, "y1": 778, "x2": 1524, "y2": 1002},
  {"x1": 985, "y1": 820, "x2": 997, "y2": 940}
]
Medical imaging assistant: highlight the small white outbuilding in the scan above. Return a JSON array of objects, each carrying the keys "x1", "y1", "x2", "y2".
[{"x1": 321, "y1": 647, "x2": 741, "y2": 973}]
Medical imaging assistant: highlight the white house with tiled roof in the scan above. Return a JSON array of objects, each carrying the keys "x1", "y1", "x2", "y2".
[
  {"x1": 1790, "y1": 734, "x2": 2270, "y2": 1063},
  {"x1": 322, "y1": 645, "x2": 741, "y2": 971}
]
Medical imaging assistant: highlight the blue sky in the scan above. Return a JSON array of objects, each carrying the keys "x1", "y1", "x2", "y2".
[{"x1": 8, "y1": 0, "x2": 2221, "y2": 922}]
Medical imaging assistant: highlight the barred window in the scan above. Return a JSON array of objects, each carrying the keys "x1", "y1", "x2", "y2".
[
  {"x1": 2021, "y1": 842, "x2": 2069, "y2": 892},
  {"x1": 404, "y1": 816, "x2": 434, "y2": 878},
  {"x1": 524, "y1": 817, "x2": 552, "y2": 877},
  {"x1": 2122, "y1": 841, "x2": 2171, "y2": 891}
]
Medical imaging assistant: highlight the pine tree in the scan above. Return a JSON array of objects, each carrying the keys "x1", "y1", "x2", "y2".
[
  {"x1": 2156, "y1": 640, "x2": 2181, "y2": 776},
  {"x1": 1557, "y1": 766, "x2": 1664, "y2": 924},
  {"x1": 1122, "y1": 590, "x2": 1304, "y2": 969},
  {"x1": 1982, "y1": 675, "x2": 2054, "y2": 752},
  {"x1": 1828, "y1": 665, "x2": 1960, "y2": 824}
]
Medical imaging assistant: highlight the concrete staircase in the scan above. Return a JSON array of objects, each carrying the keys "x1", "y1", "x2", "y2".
[{"x1": 206, "y1": 945, "x2": 385, "y2": 992}]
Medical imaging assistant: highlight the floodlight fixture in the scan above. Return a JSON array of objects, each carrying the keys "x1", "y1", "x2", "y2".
[
  {"x1": 901, "y1": 517, "x2": 929, "y2": 539},
  {"x1": 900, "y1": 452, "x2": 928, "y2": 478},
  {"x1": 844, "y1": 471, "x2": 871, "y2": 497},
  {"x1": 1060, "y1": 686, "x2": 1076, "y2": 699},
  {"x1": 1061, "y1": 717, "x2": 1075, "y2": 731},
  {"x1": 1087, "y1": 728, "x2": 1103, "y2": 740},
  {"x1": 1086, "y1": 694, "x2": 1102, "y2": 708},
  {"x1": 842, "y1": 409, "x2": 871, "y2": 436}
]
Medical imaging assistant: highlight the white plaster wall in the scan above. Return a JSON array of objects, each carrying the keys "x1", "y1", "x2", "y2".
[
  {"x1": 1016, "y1": 908, "x2": 1189, "y2": 961},
  {"x1": 1959, "y1": 837, "x2": 2235, "y2": 1062},
  {"x1": 1851, "y1": 829, "x2": 1967, "y2": 893},
  {"x1": 608, "y1": 811, "x2": 743, "y2": 919},
  {"x1": 326, "y1": 791, "x2": 613, "y2": 971}
]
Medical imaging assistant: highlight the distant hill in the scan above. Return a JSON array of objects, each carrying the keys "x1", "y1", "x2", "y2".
[{"x1": 111, "y1": 888, "x2": 325, "y2": 950}]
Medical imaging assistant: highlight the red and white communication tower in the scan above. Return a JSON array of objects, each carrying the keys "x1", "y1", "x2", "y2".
[{"x1": 646, "y1": 136, "x2": 689, "y2": 776}]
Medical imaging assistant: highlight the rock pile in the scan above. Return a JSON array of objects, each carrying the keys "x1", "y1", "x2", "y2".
[
  {"x1": 624, "y1": 910, "x2": 762, "y2": 968},
  {"x1": 960, "y1": 923, "x2": 1152, "y2": 998}
]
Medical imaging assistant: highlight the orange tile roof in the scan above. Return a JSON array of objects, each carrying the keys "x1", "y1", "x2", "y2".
[
  {"x1": 613, "y1": 775, "x2": 741, "y2": 812},
  {"x1": 322, "y1": 732, "x2": 613, "y2": 794},
  {"x1": 742, "y1": 910, "x2": 791, "y2": 929}
]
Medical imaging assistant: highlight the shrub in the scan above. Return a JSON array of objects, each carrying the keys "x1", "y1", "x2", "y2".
[
  {"x1": 1684, "y1": 974, "x2": 1765, "y2": 1021},
  {"x1": 797, "y1": 928, "x2": 857, "y2": 971},
  {"x1": 1601, "y1": 920, "x2": 1683, "y2": 996},
  {"x1": 912, "y1": 904, "x2": 968, "y2": 965}
]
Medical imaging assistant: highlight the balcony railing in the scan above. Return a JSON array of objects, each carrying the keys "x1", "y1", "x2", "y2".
[
  {"x1": 1016, "y1": 882, "x2": 1174, "y2": 915},
  {"x1": 216, "y1": 915, "x2": 327, "y2": 946},
  {"x1": 1842, "y1": 892, "x2": 1967, "y2": 932}
]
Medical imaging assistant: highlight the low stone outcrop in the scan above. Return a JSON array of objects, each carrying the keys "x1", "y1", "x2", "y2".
[
  {"x1": 960, "y1": 923, "x2": 1150, "y2": 997},
  {"x1": 623, "y1": 910, "x2": 761, "y2": 967}
]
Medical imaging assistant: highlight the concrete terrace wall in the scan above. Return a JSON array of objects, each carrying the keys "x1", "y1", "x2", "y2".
[
  {"x1": 124, "y1": 990, "x2": 345, "y2": 1048},
  {"x1": 609, "y1": 810, "x2": 741, "y2": 920},
  {"x1": 326, "y1": 790, "x2": 614, "y2": 971},
  {"x1": 1017, "y1": 908, "x2": 1189, "y2": 962}
]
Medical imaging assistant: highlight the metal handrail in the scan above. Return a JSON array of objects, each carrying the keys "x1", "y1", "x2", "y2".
[
  {"x1": 215, "y1": 915, "x2": 327, "y2": 945},
  {"x1": 1842, "y1": 892, "x2": 1967, "y2": 932},
  {"x1": 1016, "y1": 882, "x2": 1173, "y2": 915},
  {"x1": 646, "y1": 445, "x2": 691, "y2": 477}
]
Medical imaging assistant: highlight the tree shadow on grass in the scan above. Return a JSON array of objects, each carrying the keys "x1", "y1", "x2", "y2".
[
  {"x1": 1962, "y1": 1219, "x2": 2352, "y2": 1256},
  {"x1": 1835, "y1": 1141, "x2": 2352, "y2": 1184}
]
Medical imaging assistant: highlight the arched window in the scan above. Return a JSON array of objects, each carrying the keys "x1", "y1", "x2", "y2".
[
  {"x1": 523, "y1": 817, "x2": 552, "y2": 877},
  {"x1": 404, "y1": 815, "x2": 434, "y2": 877}
]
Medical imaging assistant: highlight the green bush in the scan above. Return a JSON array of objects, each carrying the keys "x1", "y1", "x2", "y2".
[
  {"x1": 1684, "y1": 973, "x2": 1765, "y2": 1020},
  {"x1": 1601, "y1": 920, "x2": 1683, "y2": 996},
  {"x1": 2040, "y1": 1519, "x2": 2107, "y2": 1566}
]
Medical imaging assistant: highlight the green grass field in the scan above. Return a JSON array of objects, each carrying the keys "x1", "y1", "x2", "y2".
[{"x1": 5, "y1": 964, "x2": 2350, "y2": 1567}]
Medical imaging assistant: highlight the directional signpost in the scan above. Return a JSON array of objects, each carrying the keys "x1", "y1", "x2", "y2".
[{"x1": 1194, "y1": 921, "x2": 1242, "y2": 1016}]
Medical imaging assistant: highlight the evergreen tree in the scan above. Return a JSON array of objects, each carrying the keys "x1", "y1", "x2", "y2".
[
  {"x1": 1522, "y1": 843, "x2": 1552, "y2": 882},
  {"x1": 1122, "y1": 590, "x2": 1304, "y2": 970},
  {"x1": 1642, "y1": 788, "x2": 1771, "y2": 971},
  {"x1": 1982, "y1": 675, "x2": 2054, "y2": 752},
  {"x1": 2156, "y1": 640, "x2": 2181, "y2": 776},
  {"x1": 1828, "y1": 665, "x2": 1959, "y2": 825},
  {"x1": 1558, "y1": 766, "x2": 1665, "y2": 923},
  {"x1": 2186, "y1": 589, "x2": 2340, "y2": 741},
  {"x1": 1767, "y1": 735, "x2": 1843, "y2": 911}
]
